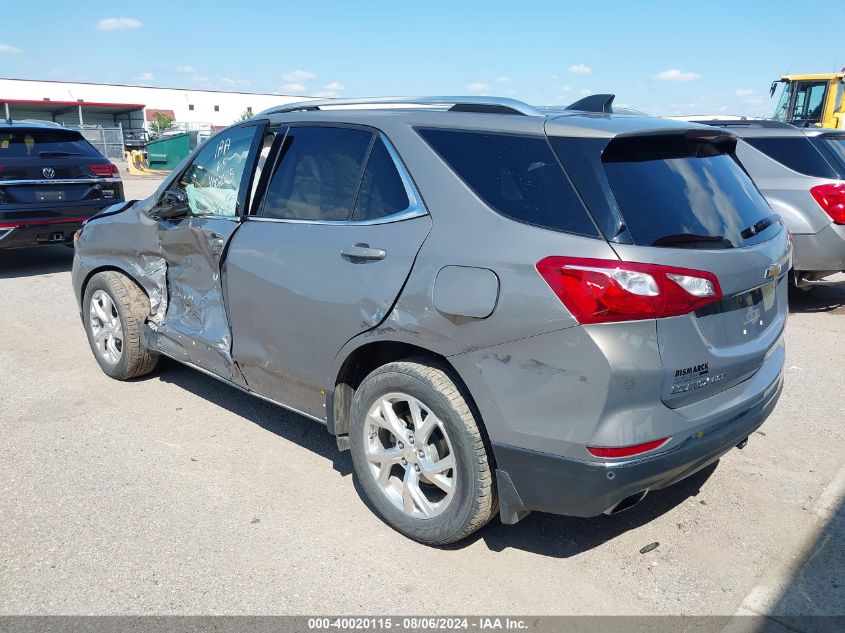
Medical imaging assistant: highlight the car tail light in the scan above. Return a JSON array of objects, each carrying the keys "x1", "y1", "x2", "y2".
[
  {"x1": 810, "y1": 183, "x2": 845, "y2": 224},
  {"x1": 587, "y1": 437, "x2": 671, "y2": 458},
  {"x1": 536, "y1": 257, "x2": 722, "y2": 324},
  {"x1": 89, "y1": 163, "x2": 119, "y2": 177}
]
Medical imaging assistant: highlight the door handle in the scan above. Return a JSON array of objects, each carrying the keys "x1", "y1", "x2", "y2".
[{"x1": 340, "y1": 244, "x2": 387, "y2": 261}]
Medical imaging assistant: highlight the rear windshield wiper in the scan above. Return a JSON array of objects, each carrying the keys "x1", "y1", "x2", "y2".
[
  {"x1": 652, "y1": 233, "x2": 734, "y2": 249},
  {"x1": 740, "y1": 215, "x2": 777, "y2": 240},
  {"x1": 38, "y1": 150, "x2": 81, "y2": 157}
]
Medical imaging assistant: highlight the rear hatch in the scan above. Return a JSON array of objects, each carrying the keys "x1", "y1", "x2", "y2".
[
  {"x1": 0, "y1": 127, "x2": 122, "y2": 219},
  {"x1": 550, "y1": 127, "x2": 791, "y2": 408}
]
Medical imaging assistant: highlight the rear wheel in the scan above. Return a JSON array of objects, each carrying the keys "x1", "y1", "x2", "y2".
[
  {"x1": 83, "y1": 271, "x2": 158, "y2": 380},
  {"x1": 348, "y1": 358, "x2": 496, "y2": 545}
]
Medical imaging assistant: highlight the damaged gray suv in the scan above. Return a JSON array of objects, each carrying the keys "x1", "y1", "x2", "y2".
[{"x1": 73, "y1": 96, "x2": 790, "y2": 545}]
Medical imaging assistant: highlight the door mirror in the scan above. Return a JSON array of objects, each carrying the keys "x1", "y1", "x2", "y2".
[{"x1": 156, "y1": 188, "x2": 190, "y2": 220}]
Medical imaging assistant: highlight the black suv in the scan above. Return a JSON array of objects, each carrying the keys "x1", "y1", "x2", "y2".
[{"x1": 0, "y1": 121, "x2": 125, "y2": 249}]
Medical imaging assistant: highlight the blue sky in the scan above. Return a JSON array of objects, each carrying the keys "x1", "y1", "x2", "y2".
[{"x1": 1, "y1": 1, "x2": 842, "y2": 117}]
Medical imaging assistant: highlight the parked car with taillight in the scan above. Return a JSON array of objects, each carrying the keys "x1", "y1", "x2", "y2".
[
  {"x1": 71, "y1": 95, "x2": 790, "y2": 544},
  {"x1": 0, "y1": 120, "x2": 124, "y2": 249},
  {"x1": 685, "y1": 119, "x2": 845, "y2": 289}
]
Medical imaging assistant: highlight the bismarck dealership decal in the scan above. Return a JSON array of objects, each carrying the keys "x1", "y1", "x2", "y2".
[
  {"x1": 672, "y1": 361, "x2": 726, "y2": 394},
  {"x1": 674, "y1": 362, "x2": 709, "y2": 380}
]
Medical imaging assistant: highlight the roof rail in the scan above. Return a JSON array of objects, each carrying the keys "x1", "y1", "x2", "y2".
[
  {"x1": 688, "y1": 119, "x2": 796, "y2": 129},
  {"x1": 257, "y1": 96, "x2": 544, "y2": 117}
]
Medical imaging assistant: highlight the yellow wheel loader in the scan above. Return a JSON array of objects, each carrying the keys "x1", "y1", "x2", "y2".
[{"x1": 771, "y1": 72, "x2": 845, "y2": 128}]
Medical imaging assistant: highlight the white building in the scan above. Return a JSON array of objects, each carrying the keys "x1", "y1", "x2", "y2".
[{"x1": 0, "y1": 77, "x2": 313, "y2": 131}]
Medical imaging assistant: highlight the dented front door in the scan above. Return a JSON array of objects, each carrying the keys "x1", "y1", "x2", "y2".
[{"x1": 154, "y1": 122, "x2": 266, "y2": 382}]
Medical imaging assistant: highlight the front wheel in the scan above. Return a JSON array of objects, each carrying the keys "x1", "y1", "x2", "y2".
[
  {"x1": 348, "y1": 358, "x2": 497, "y2": 545},
  {"x1": 83, "y1": 271, "x2": 159, "y2": 380}
]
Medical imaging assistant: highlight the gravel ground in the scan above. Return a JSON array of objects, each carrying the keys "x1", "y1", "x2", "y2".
[{"x1": 0, "y1": 179, "x2": 843, "y2": 617}]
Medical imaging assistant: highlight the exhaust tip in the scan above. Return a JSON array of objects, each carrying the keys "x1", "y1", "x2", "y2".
[
  {"x1": 605, "y1": 489, "x2": 648, "y2": 515},
  {"x1": 736, "y1": 437, "x2": 749, "y2": 450}
]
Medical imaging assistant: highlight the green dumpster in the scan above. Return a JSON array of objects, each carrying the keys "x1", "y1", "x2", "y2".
[{"x1": 145, "y1": 133, "x2": 191, "y2": 171}]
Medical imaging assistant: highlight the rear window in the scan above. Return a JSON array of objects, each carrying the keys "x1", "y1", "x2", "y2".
[
  {"x1": 600, "y1": 137, "x2": 779, "y2": 249},
  {"x1": 418, "y1": 128, "x2": 598, "y2": 237},
  {"x1": 0, "y1": 128, "x2": 101, "y2": 159},
  {"x1": 744, "y1": 136, "x2": 837, "y2": 179}
]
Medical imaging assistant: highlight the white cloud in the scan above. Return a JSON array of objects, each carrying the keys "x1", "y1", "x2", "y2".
[
  {"x1": 313, "y1": 91, "x2": 339, "y2": 98},
  {"x1": 282, "y1": 69, "x2": 316, "y2": 82},
  {"x1": 496, "y1": 76, "x2": 512, "y2": 84},
  {"x1": 281, "y1": 83, "x2": 308, "y2": 93},
  {"x1": 650, "y1": 68, "x2": 702, "y2": 82},
  {"x1": 580, "y1": 89, "x2": 592, "y2": 96},
  {"x1": 0, "y1": 43, "x2": 22, "y2": 54},
  {"x1": 569, "y1": 64, "x2": 591, "y2": 74},
  {"x1": 136, "y1": 72, "x2": 155, "y2": 82},
  {"x1": 324, "y1": 81, "x2": 345, "y2": 91},
  {"x1": 96, "y1": 17, "x2": 142, "y2": 31},
  {"x1": 175, "y1": 65, "x2": 196, "y2": 74},
  {"x1": 221, "y1": 77, "x2": 251, "y2": 87},
  {"x1": 467, "y1": 82, "x2": 491, "y2": 93}
]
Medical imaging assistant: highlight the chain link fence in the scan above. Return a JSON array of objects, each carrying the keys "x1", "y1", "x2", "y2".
[{"x1": 66, "y1": 125, "x2": 126, "y2": 160}]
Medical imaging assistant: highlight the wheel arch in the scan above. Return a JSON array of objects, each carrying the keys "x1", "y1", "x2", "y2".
[
  {"x1": 329, "y1": 339, "x2": 483, "y2": 445},
  {"x1": 80, "y1": 264, "x2": 151, "y2": 305}
]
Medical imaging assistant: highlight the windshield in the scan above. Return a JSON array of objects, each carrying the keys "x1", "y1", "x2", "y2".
[
  {"x1": 601, "y1": 137, "x2": 779, "y2": 249},
  {"x1": 773, "y1": 83, "x2": 791, "y2": 122}
]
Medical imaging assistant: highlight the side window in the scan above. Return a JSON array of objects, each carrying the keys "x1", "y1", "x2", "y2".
[
  {"x1": 352, "y1": 138, "x2": 411, "y2": 221},
  {"x1": 175, "y1": 125, "x2": 258, "y2": 217},
  {"x1": 260, "y1": 127, "x2": 372, "y2": 221},
  {"x1": 418, "y1": 128, "x2": 598, "y2": 237},
  {"x1": 744, "y1": 137, "x2": 838, "y2": 179}
]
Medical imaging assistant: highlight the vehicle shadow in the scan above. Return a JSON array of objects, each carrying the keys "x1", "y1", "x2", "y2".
[
  {"x1": 466, "y1": 462, "x2": 718, "y2": 556},
  {"x1": 788, "y1": 283, "x2": 845, "y2": 314},
  {"x1": 0, "y1": 245, "x2": 74, "y2": 279},
  {"x1": 157, "y1": 359, "x2": 719, "y2": 557},
  {"x1": 154, "y1": 360, "x2": 353, "y2": 477}
]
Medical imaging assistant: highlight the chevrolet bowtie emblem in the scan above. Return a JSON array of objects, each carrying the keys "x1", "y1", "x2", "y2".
[{"x1": 764, "y1": 263, "x2": 782, "y2": 281}]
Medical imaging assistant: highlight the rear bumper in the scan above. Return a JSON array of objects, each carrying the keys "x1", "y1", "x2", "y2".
[
  {"x1": 792, "y1": 222, "x2": 845, "y2": 273},
  {"x1": 0, "y1": 219, "x2": 87, "y2": 248},
  {"x1": 493, "y1": 365, "x2": 783, "y2": 522},
  {"x1": 0, "y1": 203, "x2": 120, "y2": 249}
]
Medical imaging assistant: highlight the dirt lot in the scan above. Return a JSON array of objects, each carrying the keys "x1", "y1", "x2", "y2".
[{"x1": 1, "y1": 176, "x2": 843, "y2": 619}]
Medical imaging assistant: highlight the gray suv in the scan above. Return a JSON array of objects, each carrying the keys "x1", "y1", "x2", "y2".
[
  {"x1": 72, "y1": 96, "x2": 790, "y2": 544},
  {"x1": 689, "y1": 119, "x2": 845, "y2": 288}
]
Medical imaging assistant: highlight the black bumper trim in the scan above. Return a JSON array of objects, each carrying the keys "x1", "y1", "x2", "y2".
[{"x1": 492, "y1": 373, "x2": 783, "y2": 520}]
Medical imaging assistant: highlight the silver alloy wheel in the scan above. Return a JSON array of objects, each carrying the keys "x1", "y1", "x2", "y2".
[
  {"x1": 89, "y1": 289, "x2": 124, "y2": 365},
  {"x1": 363, "y1": 392, "x2": 457, "y2": 519}
]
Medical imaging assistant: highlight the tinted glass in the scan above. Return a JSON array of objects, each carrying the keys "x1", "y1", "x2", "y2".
[
  {"x1": 175, "y1": 125, "x2": 258, "y2": 217},
  {"x1": 812, "y1": 137, "x2": 845, "y2": 176},
  {"x1": 0, "y1": 128, "x2": 101, "y2": 158},
  {"x1": 352, "y1": 138, "x2": 410, "y2": 221},
  {"x1": 418, "y1": 128, "x2": 598, "y2": 236},
  {"x1": 261, "y1": 127, "x2": 372, "y2": 221},
  {"x1": 602, "y1": 138, "x2": 778, "y2": 249},
  {"x1": 745, "y1": 137, "x2": 837, "y2": 178}
]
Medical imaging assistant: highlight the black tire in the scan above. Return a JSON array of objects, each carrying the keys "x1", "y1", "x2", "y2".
[
  {"x1": 83, "y1": 271, "x2": 159, "y2": 380},
  {"x1": 348, "y1": 357, "x2": 497, "y2": 545}
]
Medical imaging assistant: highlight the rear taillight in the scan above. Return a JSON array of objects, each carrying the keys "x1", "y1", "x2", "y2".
[
  {"x1": 89, "y1": 163, "x2": 119, "y2": 177},
  {"x1": 587, "y1": 437, "x2": 671, "y2": 458},
  {"x1": 810, "y1": 183, "x2": 845, "y2": 224},
  {"x1": 536, "y1": 257, "x2": 722, "y2": 324}
]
